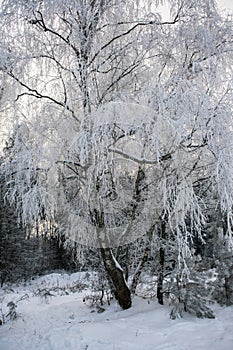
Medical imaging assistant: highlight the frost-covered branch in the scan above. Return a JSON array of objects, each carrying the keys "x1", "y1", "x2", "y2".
[
  {"x1": 9, "y1": 72, "x2": 79, "y2": 123},
  {"x1": 89, "y1": 16, "x2": 181, "y2": 65},
  {"x1": 108, "y1": 147, "x2": 173, "y2": 165}
]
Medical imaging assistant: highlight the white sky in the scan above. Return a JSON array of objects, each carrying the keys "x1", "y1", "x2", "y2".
[
  {"x1": 217, "y1": 0, "x2": 233, "y2": 11},
  {"x1": 158, "y1": 0, "x2": 233, "y2": 20}
]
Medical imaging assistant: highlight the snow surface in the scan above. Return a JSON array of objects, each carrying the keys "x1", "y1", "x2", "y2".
[{"x1": 0, "y1": 272, "x2": 233, "y2": 350}]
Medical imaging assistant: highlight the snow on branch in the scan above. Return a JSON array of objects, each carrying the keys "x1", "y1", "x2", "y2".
[{"x1": 108, "y1": 147, "x2": 173, "y2": 165}]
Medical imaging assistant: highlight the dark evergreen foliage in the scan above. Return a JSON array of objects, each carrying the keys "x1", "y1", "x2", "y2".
[{"x1": 0, "y1": 156, "x2": 66, "y2": 286}]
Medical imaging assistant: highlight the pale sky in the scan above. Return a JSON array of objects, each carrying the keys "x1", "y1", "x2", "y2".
[
  {"x1": 158, "y1": 0, "x2": 233, "y2": 20},
  {"x1": 217, "y1": 0, "x2": 233, "y2": 11}
]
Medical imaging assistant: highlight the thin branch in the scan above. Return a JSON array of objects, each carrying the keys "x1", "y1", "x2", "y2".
[
  {"x1": 31, "y1": 53, "x2": 80, "y2": 86},
  {"x1": 89, "y1": 17, "x2": 180, "y2": 65},
  {"x1": 31, "y1": 11, "x2": 80, "y2": 58},
  {"x1": 9, "y1": 72, "x2": 80, "y2": 123}
]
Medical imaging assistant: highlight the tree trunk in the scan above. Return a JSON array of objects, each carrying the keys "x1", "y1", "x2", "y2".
[
  {"x1": 157, "y1": 218, "x2": 166, "y2": 305},
  {"x1": 100, "y1": 246, "x2": 132, "y2": 309},
  {"x1": 96, "y1": 220, "x2": 131, "y2": 309},
  {"x1": 157, "y1": 246, "x2": 165, "y2": 305},
  {"x1": 225, "y1": 267, "x2": 233, "y2": 306}
]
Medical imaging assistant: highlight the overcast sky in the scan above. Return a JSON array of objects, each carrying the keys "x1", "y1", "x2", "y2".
[
  {"x1": 217, "y1": 0, "x2": 233, "y2": 11},
  {"x1": 158, "y1": 0, "x2": 233, "y2": 20}
]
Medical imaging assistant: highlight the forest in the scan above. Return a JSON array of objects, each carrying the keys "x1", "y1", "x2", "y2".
[{"x1": 0, "y1": 0, "x2": 233, "y2": 323}]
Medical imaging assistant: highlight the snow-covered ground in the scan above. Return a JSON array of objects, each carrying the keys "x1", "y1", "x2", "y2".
[{"x1": 0, "y1": 272, "x2": 232, "y2": 350}]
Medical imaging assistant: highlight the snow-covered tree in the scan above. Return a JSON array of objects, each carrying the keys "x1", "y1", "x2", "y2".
[{"x1": 0, "y1": 0, "x2": 232, "y2": 310}]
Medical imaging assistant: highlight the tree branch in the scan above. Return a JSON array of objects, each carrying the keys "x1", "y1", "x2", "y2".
[
  {"x1": 108, "y1": 147, "x2": 173, "y2": 165},
  {"x1": 9, "y1": 72, "x2": 80, "y2": 123},
  {"x1": 30, "y1": 11, "x2": 80, "y2": 58},
  {"x1": 89, "y1": 17, "x2": 180, "y2": 65}
]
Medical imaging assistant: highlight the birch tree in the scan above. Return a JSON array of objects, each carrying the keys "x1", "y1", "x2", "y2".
[{"x1": 0, "y1": 0, "x2": 232, "y2": 310}]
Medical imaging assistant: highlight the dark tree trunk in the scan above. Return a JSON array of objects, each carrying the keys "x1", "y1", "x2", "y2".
[
  {"x1": 94, "y1": 208, "x2": 131, "y2": 310},
  {"x1": 91, "y1": 166, "x2": 147, "y2": 310},
  {"x1": 225, "y1": 268, "x2": 233, "y2": 306},
  {"x1": 157, "y1": 247, "x2": 165, "y2": 305},
  {"x1": 100, "y1": 246, "x2": 132, "y2": 309},
  {"x1": 157, "y1": 218, "x2": 166, "y2": 305}
]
